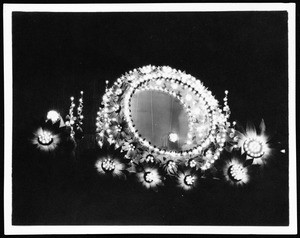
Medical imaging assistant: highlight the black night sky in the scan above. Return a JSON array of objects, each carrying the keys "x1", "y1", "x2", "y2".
[{"x1": 12, "y1": 11, "x2": 289, "y2": 225}]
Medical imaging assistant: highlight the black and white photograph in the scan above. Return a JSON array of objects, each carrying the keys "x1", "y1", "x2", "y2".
[{"x1": 3, "y1": 3, "x2": 297, "y2": 235}]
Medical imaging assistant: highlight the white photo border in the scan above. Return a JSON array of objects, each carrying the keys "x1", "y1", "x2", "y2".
[{"x1": 3, "y1": 3, "x2": 297, "y2": 235}]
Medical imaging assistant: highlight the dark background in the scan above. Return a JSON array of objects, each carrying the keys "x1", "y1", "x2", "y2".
[{"x1": 12, "y1": 11, "x2": 289, "y2": 225}]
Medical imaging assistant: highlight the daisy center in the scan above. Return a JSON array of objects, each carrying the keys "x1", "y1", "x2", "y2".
[
  {"x1": 243, "y1": 138, "x2": 264, "y2": 158},
  {"x1": 102, "y1": 158, "x2": 115, "y2": 172},
  {"x1": 184, "y1": 175, "x2": 195, "y2": 186},
  {"x1": 38, "y1": 131, "x2": 53, "y2": 145},
  {"x1": 144, "y1": 171, "x2": 155, "y2": 183},
  {"x1": 229, "y1": 164, "x2": 246, "y2": 181}
]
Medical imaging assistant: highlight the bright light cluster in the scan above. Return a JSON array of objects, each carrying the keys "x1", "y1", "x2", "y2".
[
  {"x1": 144, "y1": 171, "x2": 155, "y2": 183},
  {"x1": 224, "y1": 159, "x2": 249, "y2": 186},
  {"x1": 178, "y1": 172, "x2": 197, "y2": 190},
  {"x1": 184, "y1": 174, "x2": 196, "y2": 186},
  {"x1": 66, "y1": 96, "x2": 76, "y2": 138},
  {"x1": 95, "y1": 156, "x2": 125, "y2": 177},
  {"x1": 101, "y1": 158, "x2": 116, "y2": 172},
  {"x1": 168, "y1": 132, "x2": 179, "y2": 142},
  {"x1": 96, "y1": 65, "x2": 233, "y2": 170},
  {"x1": 94, "y1": 66, "x2": 278, "y2": 190},
  {"x1": 38, "y1": 131, "x2": 53, "y2": 145},
  {"x1": 235, "y1": 119, "x2": 272, "y2": 166},
  {"x1": 137, "y1": 168, "x2": 162, "y2": 189},
  {"x1": 243, "y1": 138, "x2": 264, "y2": 158},
  {"x1": 229, "y1": 164, "x2": 246, "y2": 181},
  {"x1": 46, "y1": 110, "x2": 60, "y2": 124},
  {"x1": 32, "y1": 127, "x2": 60, "y2": 152}
]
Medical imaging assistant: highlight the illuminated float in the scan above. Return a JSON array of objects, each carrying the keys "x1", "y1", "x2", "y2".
[
  {"x1": 31, "y1": 65, "x2": 277, "y2": 189},
  {"x1": 95, "y1": 65, "x2": 275, "y2": 189}
]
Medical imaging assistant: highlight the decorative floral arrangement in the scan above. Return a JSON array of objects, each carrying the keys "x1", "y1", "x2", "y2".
[
  {"x1": 30, "y1": 65, "x2": 282, "y2": 190},
  {"x1": 31, "y1": 91, "x2": 84, "y2": 153},
  {"x1": 95, "y1": 65, "x2": 280, "y2": 189}
]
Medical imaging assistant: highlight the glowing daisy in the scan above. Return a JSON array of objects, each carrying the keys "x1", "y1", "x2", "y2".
[
  {"x1": 31, "y1": 127, "x2": 60, "y2": 152},
  {"x1": 95, "y1": 156, "x2": 126, "y2": 178},
  {"x1": 177, "y1": 170, "x2": 197, "y2": 190},
  {"x1": 137, "y1": 167, "x2": 163, "y2": 189},
  {"x1": 235, "y1": 119, "x2": 272, "y2": 165},
  {"x1": 223, "y1": 158, "x2": 249, "y2": 186}
]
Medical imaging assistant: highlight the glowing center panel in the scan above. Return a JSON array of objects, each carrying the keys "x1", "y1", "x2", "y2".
[
  {"x1": 96, "y1": 65, "x2": 231, "y2": 166},
  {"x1": 130, "y1": 90, "x2": 189, "y2": 151}
]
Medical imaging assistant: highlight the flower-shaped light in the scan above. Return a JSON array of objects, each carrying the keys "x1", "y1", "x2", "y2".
[
  {"x1": 95, "y1": 156, "x2": 126, "y2": 178},
  {"x1": 243, "y1": 138, "x2": 264, "y2": 158},
  {"x1": 235, "y1": 119, "x2": 272, "y2": 165},
  {"x1": 137, "y1": 167, "x2": 163, "y2": 189},
  {"x1": 31, "y1": 127, "x2": 60, "y2": 152},
  {"x1": 177, "y1": 170, "x2": 197, "y2": 190},
  {"x1": 223, "y1": 158, "x2": 249, "y2": 186},
  {"x1": 94, "y1": 141, "x2": 129, "y2": 178},
  {"x1": 38, "y1": 130, "x2": 53, "y2": 145}
]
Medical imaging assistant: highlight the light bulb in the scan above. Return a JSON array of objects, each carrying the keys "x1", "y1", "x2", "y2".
[
  {"x1": 169, "y1": 132, "x2": 179, "y2": 142},
  {"x1": 46, "y1": 110, "x2": 60, "y2": 123}
]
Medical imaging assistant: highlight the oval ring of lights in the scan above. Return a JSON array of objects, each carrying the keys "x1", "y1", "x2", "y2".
[{"x1": 96, "y1": 65, "x2": 231, "y2": 168}]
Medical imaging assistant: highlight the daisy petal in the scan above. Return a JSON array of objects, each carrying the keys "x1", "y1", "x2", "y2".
[
  {"x1": 259, "y1": 119, "x2": 266, "y2": 134},
  {"x1": 246, "y1": 121, "x2": 257, "y2": 137}
]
